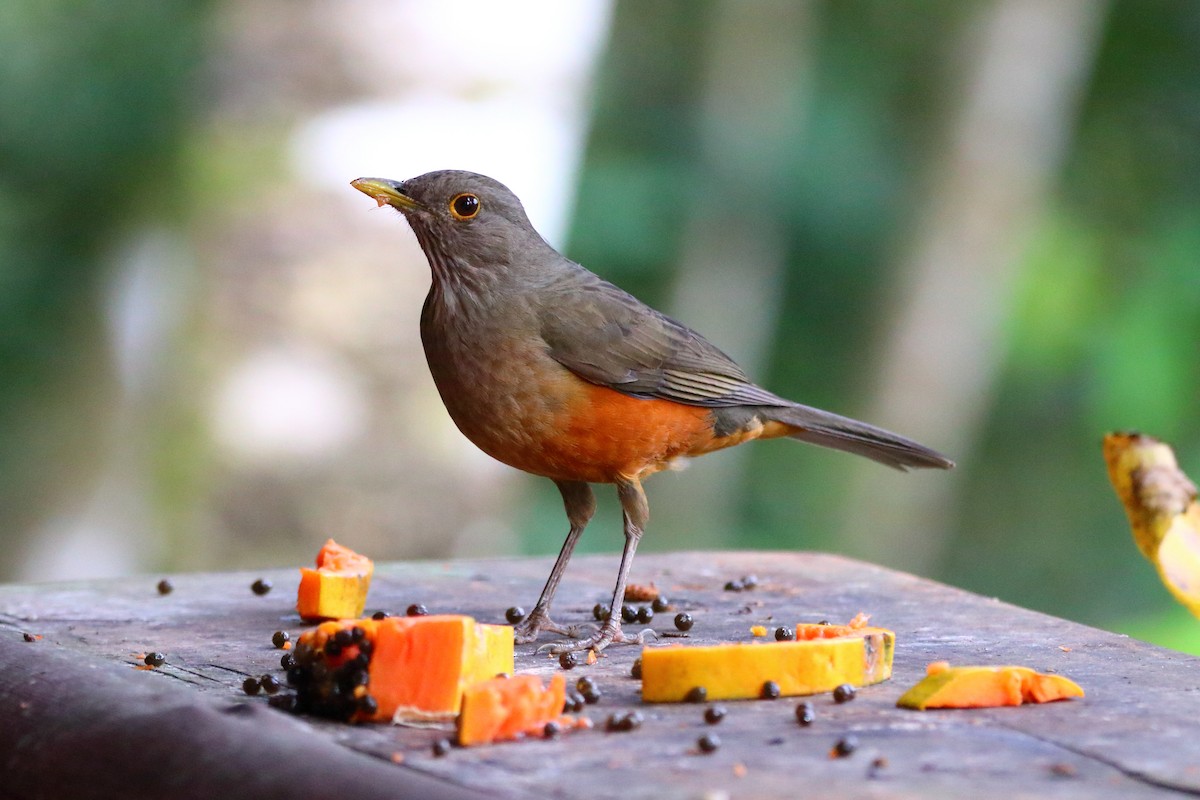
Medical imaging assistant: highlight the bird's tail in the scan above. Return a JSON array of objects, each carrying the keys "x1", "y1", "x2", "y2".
[{"x1": 766, "y1": 403, "x2": 954, "y2": 471}]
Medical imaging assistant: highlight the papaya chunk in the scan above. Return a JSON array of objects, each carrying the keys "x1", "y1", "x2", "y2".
[
  {"x1": 457, "y1": 673, "x2": 577, "y2": 746},
  {"x1": 641, "y1": 616, "x2": 893, "y2": 702},
  {"x1": 897, "y1": 662, "x2": 1084, "y2": 710},
  {"x1": 296, "y1": 539, "x2": 374, "y2": 621},
  {"x1": 292, "y1": 614, "x2": 513, "y2": 722}
]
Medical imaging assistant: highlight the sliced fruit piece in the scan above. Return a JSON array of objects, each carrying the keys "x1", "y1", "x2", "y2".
[
  {"x1": 291, "y1": 614, "x2": 513, "y2": 722},
  {"x1": 457, "y1": 673, "x2": 574, "y2": 746},
  {"x1": 897, "y1": 662, "x2": 1084, "y2": 710},
  {"x1": 640, "y1": 617, "x2": 893, "y2": 702},
  {"x1": 296, "y1": 539, "x2": 374, "y2": 621}
]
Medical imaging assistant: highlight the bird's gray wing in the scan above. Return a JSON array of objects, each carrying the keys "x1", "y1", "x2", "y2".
[{"x1": 537, "y1": 269, "x2": 786, "y2": 408}]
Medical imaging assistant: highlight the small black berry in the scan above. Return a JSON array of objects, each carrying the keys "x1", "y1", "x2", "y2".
[
  {"x1": 280, "y1": 652, "x2": 295, "y2": 670},
  {"x1": 251, "y1": 578, "x2": 272, "y2": 595},
  {"x1": 724, "y1": 579, "x2": 745, "y2": 592},
  {"x1": 761, "y1": 680, "x2": 781, "y2": 700},
  {"x1": 630, "y1": 658, "x2": 643, "y2": 679},
  {"x1": 775, "y1": 626, "x2": 795, "y2": 641},
  {"x1": 651, "y1": 595, "x2": 670, "y2": 613},
  {"x1": 259, "y1": 674, "x2": 282, "y2": 695},
  {"x1": 543, "y1": 720, "x2": 563, "y2": 738},
  {"x1": 432, "y1": 738, "x2": 452, "y2": 757},
  {"x1": 144, "y1": 652, "x2": 165, "y2": 667},
  {"x1": 156, "y1": 579, "x2": 173, "y2": 595},
  {"x1": 833, "y1": 735, "x2": 858, "y2": 757},
  {"x1": 795, "y1": 701, "x2": 815, "y2": 726},
  {"x1": 559, "y1": 651, "x2": 579, "y2": 670},
  {"x1": 406, "y1": 603, "x2": 428, "y2": 617},
  {"x1": 685, "y1": 686, "x2": 708, "y2": 703},
  {"x1": 371, "y1": 610, "x2": 390, "y2": 620},
  {"x1": 635, "y1": 606, "x2": 654, "y2": 625},
  {"x1": 833, "y1": 683, "x2": 857, "y2": 703},
  {"x1": 704, "y1": 705, "x2": 726, "y2": 724},
  {"x1": 272, "y1": 630, "x2": 290, "y2": 649},
  {"x1": 242, "y1": 677, "x2": 261, "y2": 695},
  {"x1": 22, "y1": 632, "x2": 36, "y2": 643},
  {"x1": 620, "y1": 605, "x2": 637, "y2": 623},
  {"x1": 698, "y1": 733, "x2": 721, "y2": 753},
  {"x1": 592, "y1": 603, "x2": 608, "y2": 621},
  {"x1": 674, "y1": 613, "x2": 694, "y2": 632},
  {"x1": 505, "y1": 606, "x2": 526, "y2": 624}
]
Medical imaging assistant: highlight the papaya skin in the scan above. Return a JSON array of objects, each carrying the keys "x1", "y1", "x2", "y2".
[{"x1": 897, "y1": 663, "x2": 1084, "y2": 710}]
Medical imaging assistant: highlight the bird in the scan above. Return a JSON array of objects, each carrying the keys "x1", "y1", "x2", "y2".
[{"x1": 351, "y1": 170, "x2": 953, "y2": 653}]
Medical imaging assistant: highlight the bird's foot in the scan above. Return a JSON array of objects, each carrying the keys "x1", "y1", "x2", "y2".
[
  {"x1": 512, "y1": 606, "x2": 581, "y2": 644},
  {"x1": 537, "y1": 620, "x2": 658, "y2": 655}
]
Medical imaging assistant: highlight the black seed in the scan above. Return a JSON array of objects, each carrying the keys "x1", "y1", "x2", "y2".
[
  {"x1": 674, "y1": 613, "x2": 694, "y2": 632},
  {"x1": 251, "y1": 578, "x2": 272, "y2": 595},
  {"x1": 287, "y1": 667, "x2": 308, "y2": 686},
  {"x1": 358, "y1": 695, "x2": 378, "y2": 715},
  {"x1": 559, "y1": 651, "x2": 579, "y2": 670},
  {"x1": 833, "y1": 684, "x2": 857, "y2": 704},
  {"x1": 543, "y1": 720, "x2": 562, "y2": 738},
  {"x1": 563, "y1": 690, "x2": 585, "y2": 713},
  {"x1": 281, "y1": 652, "x2": 295, "y2": 670},
  {"x1": 576, "y1": 676, "x2": 596, "y2": 694},
  {"x1": 698, "y1": 733, "x2": 721, "y2": 753},
  {"x1": 795, "y1": 701, "x2": 815, "y2": 726},
  {"x1": 740, "y1": 574, "x2": 759, "y2": 589},
  {"x1": 582, "y1": 688, "x2": 602, "y2": 704},
  {"x1": 606, "y1": 711, "x2": 643, "y2": 732},
  {"x1": 495, "y1": 672, "x2": 510, "y2": 679},
  {"x1": 651, "y1": 595, "x2": 670, "y2": 613},
  {"x1": 22, "y1": 632, "x2": 36, "y2": 643},
  {"x1": 371, "y1": 610, "x2": 389, "y2": 620},
  {"x1": 156, "y1": 579, "x2": 173, "y2": 595},
  {"x1": 268, "y1": 693, "x2": 296, "y2": 712},
  {"x1": 817, "y1": 620, "x2": 831, "y2": 626},
  {"x1": 324, "y1": 639, "x2": 343, "y2": 658},
  {"x1": 631, "y1": 658, "x2": 642, "y2": 679},
  {"x1": 505, "y1": 606, "x2": 526, "y2": 624},
  {"x1": 144, "y1": 652, "x2": 165, "y2": 667},
  {"x1": 775, "y1": 626, "x2": 795, "y2": 641},
  {"x1": 350, "y1": 626, "x2": 367, "y2": 643},
  {"x1": 635, "y1": 606, "x2": 653, "y2": 625},
  {"x1": 685, "y1": 686, "x2": 708, "y2": 703},
  {"x1": 620, "y1": 605, "x2": 637, "y2": 623},
  {"x1": 242, "y1": 677, "x2": 261, "y2": 695},
  {"x1": 833, "y1": 735, "x2": 858, "y2": 757},
  {"x1": 761, "y1": 680, "x2": 781, "y2": 700},
  {"x1": 260, "y1": 674, "x2": 282, "y2": 694},
  {"x1": 272, "y1": 630, "x2": 290, "y2": 649},
  {"x1": 432, "y1": 738, "x2": 452, "y2": 757},
  {"x1": 592, "y1": 603, "x2": 608, "y2": 621},
  {"x1": 333, "y1": 629, "x2": 354, "y2": 648},
  {"x1": 724, "y1": 580, "x2": 744, "y2": 592},
  {"x1": 406, "y1": 604, "x2": 428, "y2": 617},
  {"x1": 704, "y1": 705, "x2": 726, "y2": 724}
]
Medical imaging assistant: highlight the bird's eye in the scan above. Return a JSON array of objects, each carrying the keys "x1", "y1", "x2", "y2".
[{"x1": 449, "y1": 193, "x2": 480, "y2": 220}]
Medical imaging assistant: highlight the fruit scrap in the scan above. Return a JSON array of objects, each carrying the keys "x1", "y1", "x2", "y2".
[
  {"x1": 623, "y1": 583, "x2": 659, "y2": 602},
  {"x1": 297, "y1": 539, "x2": 374, "y2": 621},
  {"x1": 457, "y1": 673, "x2": 588, "y2": 746},
  {"x1": 640, "y1": 616, "x2": 893, "y2": 702},
  {"x1": 1103, "y1": 432, "x2": 1200, "y2": 618},
  {"x1": 291, "y1": 614, "x2": 513, "y2": 723},
  {"x1": 896, "y1": 662, "x2": 1084, "y2": 710}
]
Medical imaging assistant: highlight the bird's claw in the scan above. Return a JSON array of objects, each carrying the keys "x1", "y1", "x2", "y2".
[
  {"x1": 512, "y1": 607, "x2": 576, "y2": 644},
  {"x1": 538, "y1": 623, "x2": 656, "y2": 655}
]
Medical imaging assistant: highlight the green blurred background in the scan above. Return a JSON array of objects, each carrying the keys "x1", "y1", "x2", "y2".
[{"x1": 2, "y1": 1, "x2": 1198, "y2": 653}]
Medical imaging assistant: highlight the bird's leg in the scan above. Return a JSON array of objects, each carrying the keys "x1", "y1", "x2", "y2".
[
  {"x1": 513, "y1": 480, "x2": 595, "y2": 644},
  {"x1": 546, "y1": 477, "x2": 650, "y2": 654}
]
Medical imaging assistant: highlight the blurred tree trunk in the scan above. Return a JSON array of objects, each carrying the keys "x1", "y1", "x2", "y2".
[{"x1": 839, "y1": 0, "x2": 1109, "y2": 573}]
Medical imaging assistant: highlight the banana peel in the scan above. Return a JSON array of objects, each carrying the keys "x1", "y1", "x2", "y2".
[{"x1": 1103, "y1": 432, "x2": 1200, "y2": 618}]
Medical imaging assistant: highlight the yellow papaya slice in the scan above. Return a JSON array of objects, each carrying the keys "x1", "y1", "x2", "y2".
[
  {"x1": 640, "y1": 616, "x2": 893, "y2": 702},
  {"x1": 897, "y1": 661, "x2": 1084, "y2": 710},
  {"x1": 292, "y1": 614, "x2": 513, "y2": 722},
  {"x1": 296, "y1": 539, "x2": 374, "y2": 621},
  {"x1": 457, "y1": 673, "x2": 577, "y2": 746}
]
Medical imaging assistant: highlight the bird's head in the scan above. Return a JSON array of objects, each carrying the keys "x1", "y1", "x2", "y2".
[{"x1": 351, "y1": 170, "x2": 547, "y2": 280}]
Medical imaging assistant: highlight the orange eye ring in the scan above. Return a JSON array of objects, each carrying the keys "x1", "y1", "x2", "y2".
[{"x1": 449, "y1": 193, "x2": 481, "y2": 220}]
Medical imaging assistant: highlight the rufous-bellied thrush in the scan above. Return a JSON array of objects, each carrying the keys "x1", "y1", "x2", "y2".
[{"x1": 352, "y1": 170, "x2": 952, "y2": 653}]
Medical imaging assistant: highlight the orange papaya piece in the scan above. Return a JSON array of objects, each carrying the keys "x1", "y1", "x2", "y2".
[
  {"x1": 291, "y1": 614, "x2": 513, "y2": 722},
  {"x1": 897, "y1": 662, "x2": 1084, "y2": 710},
  {"x1": 457, "y1": 673, "x2": 577, "y2": 746},
  {"x1": 641, "y1": 615, "x2": 893, "y2": 702},
  {"x1": 296, "y1": 539, "x2": 374, "y2": 621}
]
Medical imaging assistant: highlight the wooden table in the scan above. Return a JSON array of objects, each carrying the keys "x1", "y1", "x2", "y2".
[{"x1": 2, "y1": 551, "x2": 1198, "y2": 799}]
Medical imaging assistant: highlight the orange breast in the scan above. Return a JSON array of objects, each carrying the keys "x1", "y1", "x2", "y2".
[{"x1": 529, "y1": 382, "x2": 716, "y2": 484}]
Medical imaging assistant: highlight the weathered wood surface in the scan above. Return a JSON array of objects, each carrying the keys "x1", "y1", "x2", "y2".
[{"x1": 2, "y1": 550, "x2": 1199, "y2": 800}]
